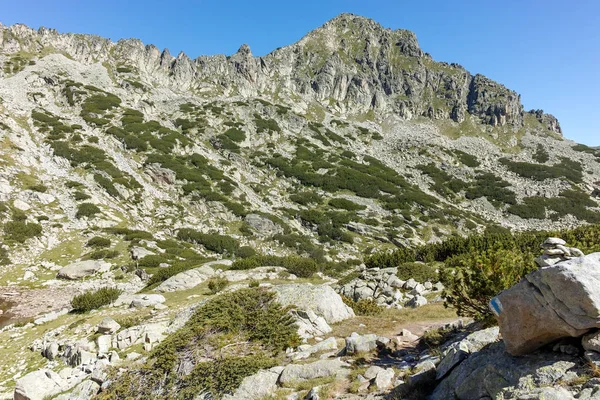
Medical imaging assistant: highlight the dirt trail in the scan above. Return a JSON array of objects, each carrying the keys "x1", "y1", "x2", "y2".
[{"x1": 382, "y1": 317, "x2": 465, "y2": 339}]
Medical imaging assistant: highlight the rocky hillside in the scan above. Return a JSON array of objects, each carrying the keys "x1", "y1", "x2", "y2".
[{"x1": 0, "y1": 12, "x2": 599, "y2": 400}]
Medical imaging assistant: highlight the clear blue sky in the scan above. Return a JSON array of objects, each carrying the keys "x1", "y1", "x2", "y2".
[{"x1": 2, "y1": 0, "x2": 598, "y2": 145}]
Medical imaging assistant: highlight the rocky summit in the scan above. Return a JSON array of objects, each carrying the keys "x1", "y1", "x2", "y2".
[{"x1": 0, "y1": 12, "x2": 599, "y2": 400}]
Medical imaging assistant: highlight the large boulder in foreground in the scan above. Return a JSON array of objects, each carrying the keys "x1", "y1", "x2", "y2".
[
  {"x1": 273, "y1": 284, "x2": 355, "y2": 324},
  {"x1": 491, "y1": 252, "x2": 600, "y2": 355},
  {"x1": 430, "y1": 341, "x2": 580, "y2": 400}
]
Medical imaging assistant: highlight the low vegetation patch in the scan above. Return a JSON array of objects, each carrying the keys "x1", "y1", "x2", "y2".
[
  {"x1": 76, "y1": 203, "x2": 101, "y2": 219},
  {"x1": 501, "y1": 157, "x2": 583, "y2": 183},
  {"x1": 4, "y1": 220, "x2": 42, "y2": 243},
  {"x1": 207, "y1": 277, "x2": 228, "y2": 294},
  {"x1": 342, "y1": 297, "x2": 383, "y2": 316},
  {"x1": 177, "y1": 229, "x2": 239, "y2": 255},
  {"x1": 99, "y1": 289, "x2": 298, "y2": 399},
  {"x1": 71, "y1": 287, "x2": 122, "y2": 312},
  {"x1": 87, "y1": 236, "x2": 111, "y2": 248}
]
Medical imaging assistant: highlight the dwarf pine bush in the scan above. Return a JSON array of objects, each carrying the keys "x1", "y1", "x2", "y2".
[{"x1": 71, "y1": 287, "x2": 122, "y2": 312}]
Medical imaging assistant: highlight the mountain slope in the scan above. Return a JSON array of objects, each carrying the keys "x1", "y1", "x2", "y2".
[{"x1": 0, "y1": 13, "x2": 599, "y2": 395}]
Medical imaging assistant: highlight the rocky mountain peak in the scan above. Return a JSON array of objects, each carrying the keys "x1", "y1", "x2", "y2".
[{"x1": 0, "y1": 16, "x2": 562, "y2": 131}]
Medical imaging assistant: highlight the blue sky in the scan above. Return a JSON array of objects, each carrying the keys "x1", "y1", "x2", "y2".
[{"x1": 2, "y1": 0, "x2": 598, "y2": 145}]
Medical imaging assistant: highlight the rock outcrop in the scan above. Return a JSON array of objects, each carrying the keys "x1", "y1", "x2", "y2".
[
  {"x1": 14, "y1": 369, "x2": 69, "y2": 400},
  {"x1": 273, "y1": 284, "x2": 355, "y2": 324},
  {"x1": 491, "y1": 252, "x2": 600, "y2": 355},
  {"x1": 431, "y1": 341, "x2": 582, "y2": 400},
  {"x1": 0, "y1": 14, "x2": 559, "y2": 129},
  {"x1": 57, "y1": 260, "x2": 111, "y2": 280},
  {"x1": 155, "y1": 264, "x2": 215, "y2": 292}
]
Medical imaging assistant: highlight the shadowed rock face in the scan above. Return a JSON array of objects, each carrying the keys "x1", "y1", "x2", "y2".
[
  {"x1": 492, "y1": 253, "x2": 600, "y2": 355},
  {"x1": 431, "y1": 341, "x2": 580, "y2": 400},
  {"x1": 0, "y1": 14, "x2": 559, "y2": 130}
]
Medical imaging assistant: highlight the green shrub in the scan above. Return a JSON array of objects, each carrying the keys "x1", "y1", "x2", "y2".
[
  {"x1": 71, "y1": 287, "x2": 122, "y2": 312},
  {"x1": 464, "y1": 173, "x2": 516, "y2": 206},
  {"x1": 89, "y1": 249, "x2": 119, "y2": 259},
  {"x1": 97, "y1": 289, "x2": 299, "y2": 398},
  {"x1": 532, "y1": 145, "x2": 550, "y2": 163},
  {"x1": 81, "y1": 93, "x2": 121, "y2": 114},
  {"x1": 231, "y1": 255, "x2": 318, "y2": 278},
  {"x1": 180, "y1": 356, "x2": 276, "y2": 398},
  {"x1": 328, "y1": 198, "x2": 366, "y2": 211},
  {"x1": 500, "y1": 157, "x2": 583, "y2": 183},
  {"x1": 396, "y1": 262, "x2": 438, "y2": 282},
  {"x1": 138, "y1": 254, "x2": 168, "y2": 268},
  {"x1": 86, "y1": 236, "x2": 111, "y2": 248},
  {"x1": 105, "y1": 227, "x2": 154, "y2": 241},
  {"x1": 27, "y1": 184, "x2": 48, "y2": 193},
  {"x1": 572, "y1": 143, "x2": 598, "y2": 155},
  {"x1": 342, "y1": 296, "x2": 383, "y2": 316},
  {"x1": 439, "y1": 248, "x2": 535, "y2": 320},
  {"x1": 177, "y1": 229, "x2": 239, "y2": 255},
  {"x1": 94, "y1": 174, "x2": 120, "y2": 197},
  {"x1": 207, "y1": 277, "x2": 229, "y2": 294},
  {"x1": 76, "y1": 203, "x2": 101, "y2": 218},
  {"x1": 73, "y1": 191, "x2": 91, "y2": 201},
  {"x1": 254, "y1": 115, "x2": 281, "y2": 134},
  {"x1": 235, "y1": 246, "x2": 256, "y2": 258},
  {"x1": 4, "y1": 220, "x2": 42, "y2": 243},
  {"x1": 0, "y1": 244, "x2": 10, "y2": 265},
  {"x1": 507, "y1": 197, "x2": 547, "y2": 219},
  {"x1": 454, "y1": 150, "x2": 480, "y2": 167},
  {"x1": 223, "y1": 127, "x2": 246, "y2": 143}
]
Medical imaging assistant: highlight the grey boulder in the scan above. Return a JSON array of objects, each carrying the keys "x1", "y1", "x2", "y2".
[
  {"x1": 345, "y1": 332, "x2": 378, "y2": 354},
  {"x1": 14, "y1": 369, "x2": 69, "y2": 400},
  {"x1": 244, "y1": 213, "x2": 283, "y2": 236},
  {"x1": 436, "y1": 327, "x2": 499, "y2": 379},
  {"x1": 97, "y1": 317, "x2": 120, "y2": 334},
  {"x1": 57, "y1": 260, "x2": 111, "y2": 280},
  {"x1": 222, "y1": 366, "x2": 284, "y2": 399},
  {"x1": 279, "y1": 359, "x2": 349, "y2": 385},
  {"x1": 431, "y1": 341, "x2": 578, "y2": 400},
  {"x1": 273, "y1": 284, "x2": 355, "y2": 324},
  {"x1": 491, "y1": 253, "x2": 600, "y2": 355},
  {"x1": 155, "y1": 265, "x2": 215, "y2": 292}
]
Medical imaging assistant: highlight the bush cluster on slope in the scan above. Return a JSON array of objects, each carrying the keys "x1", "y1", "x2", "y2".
[
  {"x1": 71, "y1": 287, "x2": 122, "y2": 312},
  {"x1": 367, "y1": 224, "x2": 600, "y2": 321},
  {"x1": 98, "y1": 289, "x2": 299, "y2": 399}
]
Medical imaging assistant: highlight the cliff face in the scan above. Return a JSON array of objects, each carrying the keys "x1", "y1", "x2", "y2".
[{"x1": 0, "y1": 14, "x2": 559, "y2": 133}]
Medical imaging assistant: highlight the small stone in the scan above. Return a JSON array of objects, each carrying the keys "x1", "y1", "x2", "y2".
[
  {"x1": 97, "y1": 317, "x2": 120, "y2": 334},
  {"x1": 542, "y1": 237, "x2": 567, "y2": 246},
  {"x1": 126, "y1": 352, "x2": 141, "y2": 361},
  {"x1": 364, "y1": 366, "x2": 383, "y2": 379},
  {"x1": 375, "y1": 368, "x2": 395, "y2": 390}
]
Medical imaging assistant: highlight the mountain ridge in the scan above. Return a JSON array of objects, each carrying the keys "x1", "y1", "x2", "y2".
[{"x1": 0, "y1": 14, "x2": 560, "y2": 133}]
